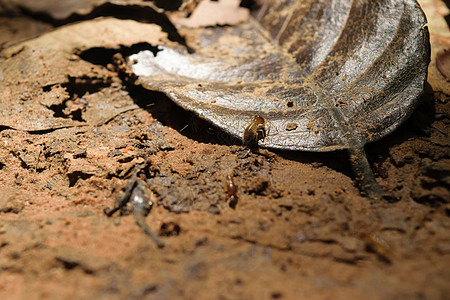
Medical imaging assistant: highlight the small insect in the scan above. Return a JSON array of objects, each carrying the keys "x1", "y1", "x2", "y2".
[
  {"x1": 104, "y1": 175, "x2": 164, "y2": 248},
  {"x1": 243, "y1": 115, "x2": 267, "y2": 148},
  {"x1": 361, "y1": 232, "x2": 391, "y2": 262},
  {"x1": 225, "y1": 175, "x2": 238, "y2": 208}
]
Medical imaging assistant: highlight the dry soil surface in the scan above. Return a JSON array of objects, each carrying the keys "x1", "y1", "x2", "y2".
[{"x1": 0, "y1": 1, "x2": 449, "y2": 299}]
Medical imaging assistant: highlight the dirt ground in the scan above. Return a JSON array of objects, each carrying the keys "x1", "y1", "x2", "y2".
[{"x1": 0, "y1": 1, "x2": 449, "y2": 299}]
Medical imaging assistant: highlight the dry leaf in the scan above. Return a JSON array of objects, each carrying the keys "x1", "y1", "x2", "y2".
[
  {"x1": 172, "y1": 0, "x2": 250, "y2": 28},
  {"x1": 129, "y1": 0, "x2": 430, "y2": 197},
  {"x1": 0, "y1": 18, "x2": 168, "y2": 131},
  {"x1": 0, "y1": 0, "x2": 163, "y2": 20}
]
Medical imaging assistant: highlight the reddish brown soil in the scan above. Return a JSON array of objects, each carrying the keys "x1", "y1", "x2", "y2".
[{"x1": 0, "y1": 1, "x2": 449, "y2": 299}]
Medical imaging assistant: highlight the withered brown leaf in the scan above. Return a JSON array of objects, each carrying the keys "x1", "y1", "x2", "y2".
[{"x1": 0, "y1": 18, "x2": 168, "y2": 131}]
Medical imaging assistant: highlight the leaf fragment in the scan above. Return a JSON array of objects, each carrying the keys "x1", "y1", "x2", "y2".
[
  {"x1": 171, "y1": 0, "x2": 250, "y2": 28},
  {"x1": 0, "y1": 18, "x2": 168, "y2": 131}
]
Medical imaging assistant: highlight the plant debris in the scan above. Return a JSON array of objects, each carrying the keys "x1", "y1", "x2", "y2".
[{"x1": 170, "y1": 0, "x2": 250, "y2": 28}]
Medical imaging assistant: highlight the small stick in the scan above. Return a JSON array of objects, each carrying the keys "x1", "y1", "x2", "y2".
[
  {"x1": 348, "y1": 146, "x2": 384, "y2": 199},
  {"x1": 135, "y1": 214, "x2": 165, "y2": 248},
  {"x1": 104, "y1": 173, "x2": 164, "y2": 248}
]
